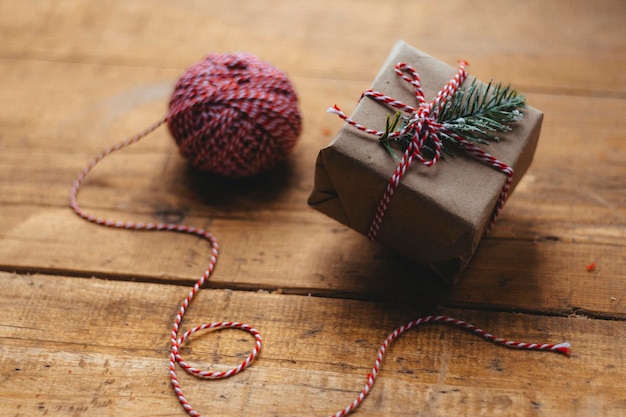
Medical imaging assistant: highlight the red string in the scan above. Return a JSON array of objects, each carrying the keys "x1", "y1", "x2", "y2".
[
  {"x1": 70, "y1": 127, "x2": 569, "y2": 416},
  {"x1": 70, "y1": 122, "x2": 262, "y2": 417},
  {"x1": 329, "y1": 61, "x2": 514, "y2": 240}
]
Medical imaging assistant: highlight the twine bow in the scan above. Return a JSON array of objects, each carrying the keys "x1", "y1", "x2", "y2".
[{"x1": 329, "y1": 62, "x2": 514, "y2": 241}]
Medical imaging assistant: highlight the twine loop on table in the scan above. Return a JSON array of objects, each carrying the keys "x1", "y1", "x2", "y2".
[
  {"x1": 69, "y1": 120, "x2": 263, "y2": 417},
  {"x1": 329, "y1": 61, "x2": 514, "y2": 241},
  {"x1": 70, "y1": 129, "x2": 569, "y2": 417}
]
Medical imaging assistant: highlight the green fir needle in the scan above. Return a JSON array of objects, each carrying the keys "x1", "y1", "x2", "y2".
[{"x1": 379, "y1": 80, "x2": 526, "y2": 159}]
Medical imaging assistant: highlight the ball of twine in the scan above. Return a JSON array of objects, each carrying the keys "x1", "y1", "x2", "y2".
[{"x1": 167, "y1": 52, "x2": 302, "y2": 178}]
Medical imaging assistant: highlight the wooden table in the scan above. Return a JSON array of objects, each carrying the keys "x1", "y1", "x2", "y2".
[{"x1": 1, "y1": 1, "x2": 624, "y2": 416}]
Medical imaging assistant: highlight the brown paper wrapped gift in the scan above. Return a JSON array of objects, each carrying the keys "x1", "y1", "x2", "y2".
[{"x1": 308, "y1": 40, "x2": 543, "y2": 283}]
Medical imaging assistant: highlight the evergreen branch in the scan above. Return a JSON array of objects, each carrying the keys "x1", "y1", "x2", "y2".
[
  {"x1": 378, "y1": 80, "x2": 526, "y2": 159},
  {"x1": 439, "y1": 79, "x2": 525, "y2": 144},
  {"x1": 379, "y1": 111, "x2": 404, "y2": 162}
]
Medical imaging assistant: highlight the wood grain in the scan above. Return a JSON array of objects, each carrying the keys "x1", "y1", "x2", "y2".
[
  {"x1": 2, "y1": 272, "x2": 624, "y2": 417},
  {"x1": 0, "y1": 0, "x2": 624, "y2": 416}
]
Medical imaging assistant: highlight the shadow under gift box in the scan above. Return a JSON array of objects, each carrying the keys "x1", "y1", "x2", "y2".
[{"x1": 308, "y1": 40, "x2": 543, "y2": 284}]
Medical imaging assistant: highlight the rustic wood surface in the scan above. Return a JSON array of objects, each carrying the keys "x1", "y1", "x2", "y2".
[{"x1": 1, "y1": 1, "x2": 624, "y2": 416}]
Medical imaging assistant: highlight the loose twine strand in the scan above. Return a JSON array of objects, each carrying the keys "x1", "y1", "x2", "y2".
[
  {"x1": 70, "y1": 72, "x2": 569, "y2": 417},
  {"x1": 329, "y1": 61, "x2": 514, "y2": 240}
]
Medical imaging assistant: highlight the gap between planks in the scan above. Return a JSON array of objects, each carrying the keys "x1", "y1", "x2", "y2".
[{"x1": 3, "y1": 266, "x2": 623, "y2": 323}]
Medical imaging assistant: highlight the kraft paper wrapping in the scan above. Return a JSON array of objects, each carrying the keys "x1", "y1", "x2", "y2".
[{"x1": 307, "y1": 40, "x2": 543, "y2": 283}]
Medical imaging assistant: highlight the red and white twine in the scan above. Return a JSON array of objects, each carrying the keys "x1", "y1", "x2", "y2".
[
  {"x1": 70, "y1": 61, "x2": 568, "y2": 417},
  {"x1": 70, "y1": 123, "x2": 263, "y2": 416},
  {"x1": 329, "y1": 61, "x2": 514, "y2": 240},
  {"x1": 70, "y1": 128, "x2": 569, "y2": 416}
]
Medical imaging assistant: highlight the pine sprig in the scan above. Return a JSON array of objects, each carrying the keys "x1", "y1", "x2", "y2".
[
  {"x1": 379, "y1": 80, "x2": 526, "y2": 158},
  {"x1": 439, "y1": 79, "x2": 526, "y2": 144}
]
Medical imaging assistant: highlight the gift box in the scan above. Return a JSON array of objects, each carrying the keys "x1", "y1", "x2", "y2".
[{"x1": 308, "y1": 40, "x2": 543, "y2": 283}]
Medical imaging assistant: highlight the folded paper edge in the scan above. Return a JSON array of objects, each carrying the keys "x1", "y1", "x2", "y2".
[{"x1": 307, "y1": 148, "x2": 351, "y2": 227}]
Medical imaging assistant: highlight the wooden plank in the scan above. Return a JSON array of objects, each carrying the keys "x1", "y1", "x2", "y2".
[
  {"x1": 1, "y1": 204, "x2": 624, "y2": 319},
  {"x1": 2, "y1": 87, "x2": 625, "y2": 243},
  {"x1": 1, "y1": 1, "x2": 624, "y2": 94},
  {"x1": 1, "y1": 272, "x2": 624, "y2": 417},
  {"x1": 0, "y1": 56, "x2": 623, "y2": 220}
]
